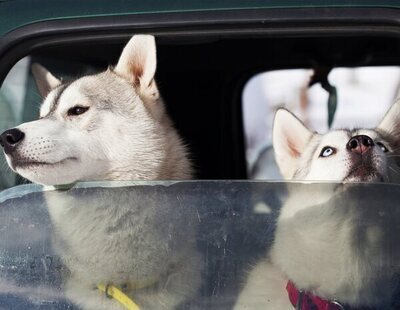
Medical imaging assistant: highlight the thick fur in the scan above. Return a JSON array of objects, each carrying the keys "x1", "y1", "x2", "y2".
[
  {"x1": 7, "y1": 35, "x2": 191, "y2": 185},
  {"x1": 45, "y1": 185, "x2": 202, "y2": 310},
  {"x1": 235, "y1": 101, "x2": 400, "y2": 309},
  {"x1": 1, "y1": 35, "x2": 201, "y2": 309}
]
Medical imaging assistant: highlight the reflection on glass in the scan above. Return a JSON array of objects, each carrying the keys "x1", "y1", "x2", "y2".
[
  {"x1": 236, "y1": 182, "x2": 400, "y2": 309},
  {"x1": 1, "y1": 181, "x2": 400, "y2": 309}
]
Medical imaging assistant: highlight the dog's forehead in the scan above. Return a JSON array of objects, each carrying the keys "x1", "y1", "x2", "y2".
[
  {"x1": 354, "y1": 129, "x2": 381, "y2": 140},
  {"x1": 57, "y1": 77, "x2": 93, "y2": 111},
  {"x1": 40, "y1": 80, "x2": 78, "y2": 118},
  {"x1": 40, "y1": 74, "x2": 111, "y2": 118},
  {"x1": 318, "y1": 130, "x2": 351, "y2": 147}
]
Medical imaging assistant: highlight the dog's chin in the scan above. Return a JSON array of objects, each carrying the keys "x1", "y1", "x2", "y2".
[
  {"x1": 13, "y1": 157, "x2": 81, "y2": 185},
  {"x1": 344, "y1": 165, "x2": 384, "y2": 183}
]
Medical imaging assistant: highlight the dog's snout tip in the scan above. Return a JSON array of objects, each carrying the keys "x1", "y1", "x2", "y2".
[
  {"x1": 0, "y1": 128, "x2": 25, "y2": 153},
  {"x1": 346, "y1": 135, "x2": 374, "y2": 154}
]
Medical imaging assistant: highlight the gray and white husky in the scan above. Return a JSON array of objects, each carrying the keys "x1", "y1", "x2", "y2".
[
  {"x1": 1, "y1": 35, "x2": 191, "y2": 184},
  {"x1": 0, "y1": 35, "x2": 202, "y2": 309},
  {"x1": 235, "y1": 101, "x2": 400, "y2": 309}
]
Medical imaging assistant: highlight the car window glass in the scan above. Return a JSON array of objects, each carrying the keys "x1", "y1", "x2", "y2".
[{"x1": 0, "y1": 181, "x2": 399, "y2": 308}]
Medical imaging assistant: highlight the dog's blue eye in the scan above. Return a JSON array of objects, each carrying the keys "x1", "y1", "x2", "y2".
[
  {"x1": 377, "y1": 142, "x2": 389, "y2": 153},
  {"x1": 320, "y1": 146, "x2": 335, "y2": 157},
  {"x1": 67, "y1": 106, "x2": 89, "y2": 116}
]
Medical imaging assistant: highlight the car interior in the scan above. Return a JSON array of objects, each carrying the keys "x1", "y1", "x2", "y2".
[{"x1": 1, "y1": 34, "x2": 400, "y2": 188}]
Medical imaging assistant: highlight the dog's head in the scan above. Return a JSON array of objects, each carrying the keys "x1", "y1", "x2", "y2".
[
  {"x1": 0, "y1": 35, "x2": 182, "y2": 185},
  {"x1": 273, "y1": 102, "x2": 400, "y2": 182}
]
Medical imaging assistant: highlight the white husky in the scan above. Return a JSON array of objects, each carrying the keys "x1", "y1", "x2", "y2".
[
  {"x1": 235, "y1": 102, "x2": 400, "y2": 309},
  {"x1": 0, "y1": 35, "x2": 202, "y2": 309},
  {"x1": 0, "y1": 36, "x2": 191, "y2": 184}
]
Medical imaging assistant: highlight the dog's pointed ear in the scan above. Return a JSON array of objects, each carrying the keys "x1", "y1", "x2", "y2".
[
  {"x1": 377, "y1": 99, "x2": 400, "y2": 138},
  {"x1": 273, "y1": 109, "x2": 314, "y2": 179},
  {"x1": 31, "y1": 63, "x2": 61, "y2": 98},
  {"x1": 114, "y1": 35, "x2": 158, "y2": 98}
]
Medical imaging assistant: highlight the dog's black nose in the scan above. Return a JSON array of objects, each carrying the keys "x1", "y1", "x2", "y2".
[
  {"x1": 347, "y1": 135, "x2": 374, "y2": 155},
  {"x1": 0, "y1": 128, "x2": 25, "y2": 154}
]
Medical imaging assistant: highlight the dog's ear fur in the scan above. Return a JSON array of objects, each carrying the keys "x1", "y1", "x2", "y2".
[
  {"x1": 273, "y1": 109, "x2": 313, "y2": 179},
  {"x1": 114, "y1": 35, "x2": 158, "y2": 99},
  {"x1": 377, "y1": 99, "x2": 400, "y2": 138},
  {"x1": 31, "y1": 63, "x2": 61, "y2": 98}
]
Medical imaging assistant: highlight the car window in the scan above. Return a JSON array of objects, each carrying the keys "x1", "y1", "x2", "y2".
[
  {"x1": 0, "y1": 181, "x2": 399, "y2": 309},
  {"x1": 243, "y1": 67, "x2": 400, "y2": 179}
]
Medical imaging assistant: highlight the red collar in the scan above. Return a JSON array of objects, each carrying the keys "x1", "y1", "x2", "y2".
[{"x1": 286, "y1": 281, "x2": 345, "y2": 310}]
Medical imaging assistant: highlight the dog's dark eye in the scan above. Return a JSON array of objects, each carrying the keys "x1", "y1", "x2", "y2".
[
  {"x1": 67, "y1": 106, "x2": 89, "y2": 116},
  {"x1": 320, "y1": 146, "x2": 336, "y2": 158},
  {"x1": 377, "y1": 142, "x2": 389, "y2": 153}
]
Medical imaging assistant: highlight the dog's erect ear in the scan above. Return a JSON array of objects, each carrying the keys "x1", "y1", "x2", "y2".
[
  {"x1": 114, "y1": 35, "x2": 158, "y2": 97},
  {"x1": 377, "y1": 99, "x2": 400, "y2": 138},
  {"x1": 273, "y1": 109, "x2": 314, "y2": 179},
  {"x1": 31, "y1": 63, "x2": 61, "y2": 98}
]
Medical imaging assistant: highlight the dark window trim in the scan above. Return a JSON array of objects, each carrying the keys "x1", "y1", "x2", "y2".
[{"x1": 1, "y1": 7, "x2": 400, "y2": 84}]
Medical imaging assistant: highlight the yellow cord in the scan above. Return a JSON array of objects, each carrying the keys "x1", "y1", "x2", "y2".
[{"x1": 97, "y1": 283, "x2": 140, "y2": 310}]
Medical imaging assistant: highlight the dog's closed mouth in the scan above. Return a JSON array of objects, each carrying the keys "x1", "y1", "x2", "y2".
[{"x1": 13, "y1": 157, "x2": 78, "y2": 169}]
